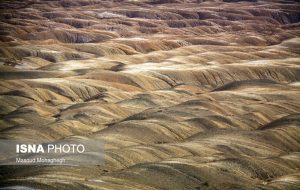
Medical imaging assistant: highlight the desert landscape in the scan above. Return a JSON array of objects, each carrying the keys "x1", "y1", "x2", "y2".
[{"x1": 0, "y1": 0, "x2": 300, "y2": 189}]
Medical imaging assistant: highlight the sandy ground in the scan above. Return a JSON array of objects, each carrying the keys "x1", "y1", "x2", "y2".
[{"x1": 0, "y1": 0, "x2": 300, "y2": 189}]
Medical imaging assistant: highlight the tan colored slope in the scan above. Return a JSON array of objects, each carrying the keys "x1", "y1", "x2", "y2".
[{"x1": 0, "y1": 0, "x2": 300, "y2": 190}]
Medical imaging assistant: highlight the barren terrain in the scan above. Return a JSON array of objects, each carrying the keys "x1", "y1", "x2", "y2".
[{"x1": 0, "y1": 0, "x2": 300, "y2": 189}]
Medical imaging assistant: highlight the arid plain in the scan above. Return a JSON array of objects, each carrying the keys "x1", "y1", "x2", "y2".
[{"x1": 0, "y1": 0, "x2": 300, "y2": 189}]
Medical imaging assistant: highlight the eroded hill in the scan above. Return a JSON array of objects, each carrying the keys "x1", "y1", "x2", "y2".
[{"x1": 0, "y1": 0, "x2": 300, "y2": 190}]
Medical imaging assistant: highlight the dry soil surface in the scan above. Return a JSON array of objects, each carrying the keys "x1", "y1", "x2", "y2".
[{"x1": 0, "y1": 0, "x2": 300, "y2": 190}]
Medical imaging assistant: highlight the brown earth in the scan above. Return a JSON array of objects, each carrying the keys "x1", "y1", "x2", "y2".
[{"x1": 0, "y1": 0, "x2": 300, "y2": 189}]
